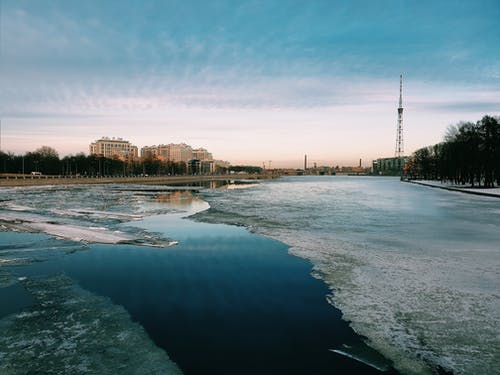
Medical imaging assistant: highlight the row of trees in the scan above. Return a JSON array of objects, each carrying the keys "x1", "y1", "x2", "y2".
[
  {"x1": 407, "y1": 116, "x2": 500, "y2": 187},
  {"x1": 0, "y1": 147, "x2": 226, "y2": 176}
]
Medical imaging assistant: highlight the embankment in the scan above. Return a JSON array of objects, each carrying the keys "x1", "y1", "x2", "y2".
[
  {"x1": 405, "y1": 179, "x2": 500, "y2": 198},
  {"x1": 0, "y1": 174, "x2": 269, "y2": 187}
]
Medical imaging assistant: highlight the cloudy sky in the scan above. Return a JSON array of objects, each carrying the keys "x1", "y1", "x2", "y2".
[{"x1": 1, "y1": 0, "x2": 499, "y2": 167}]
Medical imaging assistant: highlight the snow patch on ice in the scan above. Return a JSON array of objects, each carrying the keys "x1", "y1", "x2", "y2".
[
  {"x1": 25, "y1": 222, "x2": 133, "y2": 244},
  {"x1": 1, "y1": 208, "x2": 173, "y2": 247}
]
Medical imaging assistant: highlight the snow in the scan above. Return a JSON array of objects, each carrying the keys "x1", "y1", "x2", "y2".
[{"x1": 411, "y1": 180, "x2": 500, "y2": 197}]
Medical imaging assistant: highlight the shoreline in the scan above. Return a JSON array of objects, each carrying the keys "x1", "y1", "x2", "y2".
[
  {"x1": 0, "y1": 174, "x2": 269, "y2": 187},
  {"x1": 405, "y1": 179, "x2": 500, "y2": 198}
]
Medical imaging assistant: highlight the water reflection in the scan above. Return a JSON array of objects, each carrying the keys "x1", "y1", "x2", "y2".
[
  {"x1": 155, "y1": 191, "x2": 200, "y2": 206},
  {"x1": 168, "y1": 179, "x2": 260, "y2": 190}
]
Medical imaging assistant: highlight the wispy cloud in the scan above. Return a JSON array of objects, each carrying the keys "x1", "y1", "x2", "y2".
[{"x1": 1, "y1": 0, "x2": 500, "y2": 164}]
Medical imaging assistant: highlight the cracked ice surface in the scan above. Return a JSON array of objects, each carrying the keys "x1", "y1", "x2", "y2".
[
  {"x1": 0, "y1": 275, "x2": 182, "y2": 374},
  {"x1": 0, "y1": 184, "x2": 184, "y2": 250}
]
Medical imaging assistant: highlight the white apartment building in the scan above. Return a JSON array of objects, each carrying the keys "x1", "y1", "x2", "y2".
[{"x1": 89, "y1": 137, "x2": 138, "y2": 159}]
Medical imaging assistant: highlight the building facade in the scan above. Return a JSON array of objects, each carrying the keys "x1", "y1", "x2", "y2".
[
  {"x1": 140, "y1": 143, "x2": 213, "y2": 164},
  {"x1": 372, "y1": 156, "x2": 409, "y2": 175},
  {"x1": 89, "y1": 137, "x2": 138, "y2": 159},
  {"x1": 192, "y1": 148, "x2": 213, "y2": 161},
  {"x1": 167, "y1": 143, "x2": 193, "y2": 163}
]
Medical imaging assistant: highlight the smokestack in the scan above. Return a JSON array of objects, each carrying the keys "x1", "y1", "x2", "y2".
[
  {"x1": 359, "y1": 158, "x2": 362, "y2": 167},
  {"x1": 304, "y1": 154, "x2": 307, "y2": 170}
]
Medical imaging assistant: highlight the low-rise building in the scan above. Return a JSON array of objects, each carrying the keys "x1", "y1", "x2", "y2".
[{"x1": 372, "y1": 156, "x2": 408, "y2": 175}]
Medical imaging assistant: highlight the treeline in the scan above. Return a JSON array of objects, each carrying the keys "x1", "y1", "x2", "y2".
[
  {"x1": 0, "y1": 146, "x2": 228, "y2": 176},
  {"x1": 408, "y1": 115, "x2": 500, "y2": 187},
  {"x1": 229, "y1": 165, "x2": 263, "y2": 174}
]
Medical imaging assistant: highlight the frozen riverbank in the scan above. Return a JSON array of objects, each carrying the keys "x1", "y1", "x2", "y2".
[{"x1": 407, "y1": 180, "x2": 500, "y2": 198}]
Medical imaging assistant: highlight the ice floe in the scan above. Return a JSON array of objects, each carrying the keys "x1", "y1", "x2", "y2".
[{"x1": 0, "y1": 185, "x2": 180, "y2": 248}]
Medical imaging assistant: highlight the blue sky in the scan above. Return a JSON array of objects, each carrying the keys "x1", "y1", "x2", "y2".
[{"x1": 1, "y1": 0, "x2": 499, "y2": 166}]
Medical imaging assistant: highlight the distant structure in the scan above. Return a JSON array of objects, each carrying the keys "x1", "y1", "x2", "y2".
[
  {"x1": 89, "y1": 137, "x2": 138, "y2": 159},
  {"x1": 372, "y1": 75, "x2": 408, "y2": 175},
  {"x1": 304, "y1": 154, "x2": 307, "y2": 170},
  {"x1": 140, "y1": 143, "x2": 216, "y2": 174},
  {"x1": 141, "y1": 143, "x2": 195, "y2": 163},
  {"x1": 395, "y1": 74, "x2": 404, "y2": 158},
  {"x1": 192, "y1": 148, "x2": 213, "y2": 161},
  {"x1": 167, "y1": 143, "x2": 193, "y2": 163}
]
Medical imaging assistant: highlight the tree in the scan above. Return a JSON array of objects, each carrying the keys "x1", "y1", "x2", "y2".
[
  {"x1": 34, "y1": 146, "x2": 59, "y2": 158},
  {"x1": 411, "y1": 116, "x2": 500, "y2": 187}
]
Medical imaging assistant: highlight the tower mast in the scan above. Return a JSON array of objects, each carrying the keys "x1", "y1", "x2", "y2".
[{"x1": 395, "y1": 74, "x2": 404, "y2": 158}]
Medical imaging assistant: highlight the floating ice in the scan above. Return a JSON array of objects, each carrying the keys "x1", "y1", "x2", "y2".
[
  {"x1": 54, "y1": 208, "x2": 144, "y2": 221},
  {"x1": 26, "y1": 222, "x2": 134, "y2": 243},
  {"x1": 0, "y1": 185, "x2": 179, "y2": 248},
  {"x1": 0, "y1": 275, "x2": 182, "y2": 374}
]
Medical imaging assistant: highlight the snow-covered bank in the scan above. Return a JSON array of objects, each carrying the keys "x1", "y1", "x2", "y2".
[{"x1": 407, "y1": 180, "x2": 500, "y2": 197}]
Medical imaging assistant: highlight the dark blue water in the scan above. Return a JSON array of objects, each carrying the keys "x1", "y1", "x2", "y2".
[{"x1": 14, "y1": 214, "x2": 392, "y2": 374}]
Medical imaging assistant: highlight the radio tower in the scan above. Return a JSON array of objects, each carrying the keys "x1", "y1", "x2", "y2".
[{"x1": 395, "y1": 74, "x2": 404, "y2": 158}]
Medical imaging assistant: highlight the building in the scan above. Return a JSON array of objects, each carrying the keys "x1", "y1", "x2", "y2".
[
  {"x1": 140, "y1": 143, "x2": 198, "y2": 163},
  {"x1": 89, "y1": 137, "x2": 138, "y2": 159},
  {"x1": 140, "y1": 145, "x2": 159, "y2": 159},
  {"x1": 165, "y1": 143, "x2": 193, "y2": 163},
  {"x1": 192, "y1": 148, "x2": 213, "y2": 161},
  {"x1": 372, "y1": 156, "x2": 409, "y2": 175}
]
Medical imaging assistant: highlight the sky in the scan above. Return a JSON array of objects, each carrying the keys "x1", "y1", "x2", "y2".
[{"x1": 1, "y1": 0, "x2": 499, "y2": 167}]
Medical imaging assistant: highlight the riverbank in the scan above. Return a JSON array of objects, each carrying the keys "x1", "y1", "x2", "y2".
[
  {"x1": 405, "y1": 179, "x2": 500, "y2": 198},
  {"x1": 0, "y1": 174, "x2": 269, "y2": 187}
]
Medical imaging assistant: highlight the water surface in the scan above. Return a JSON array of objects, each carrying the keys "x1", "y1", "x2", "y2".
[
  {"x1": 194, "y1": 176, "x2": 500, "y2": 374},
  {"x1": 0, "y1": 184, "x2": 392, "y2": 374}
]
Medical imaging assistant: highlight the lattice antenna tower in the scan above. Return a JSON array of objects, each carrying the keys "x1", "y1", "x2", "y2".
[{"x1": 395, "y1": 74, "x2": 404, "y2": 158}]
